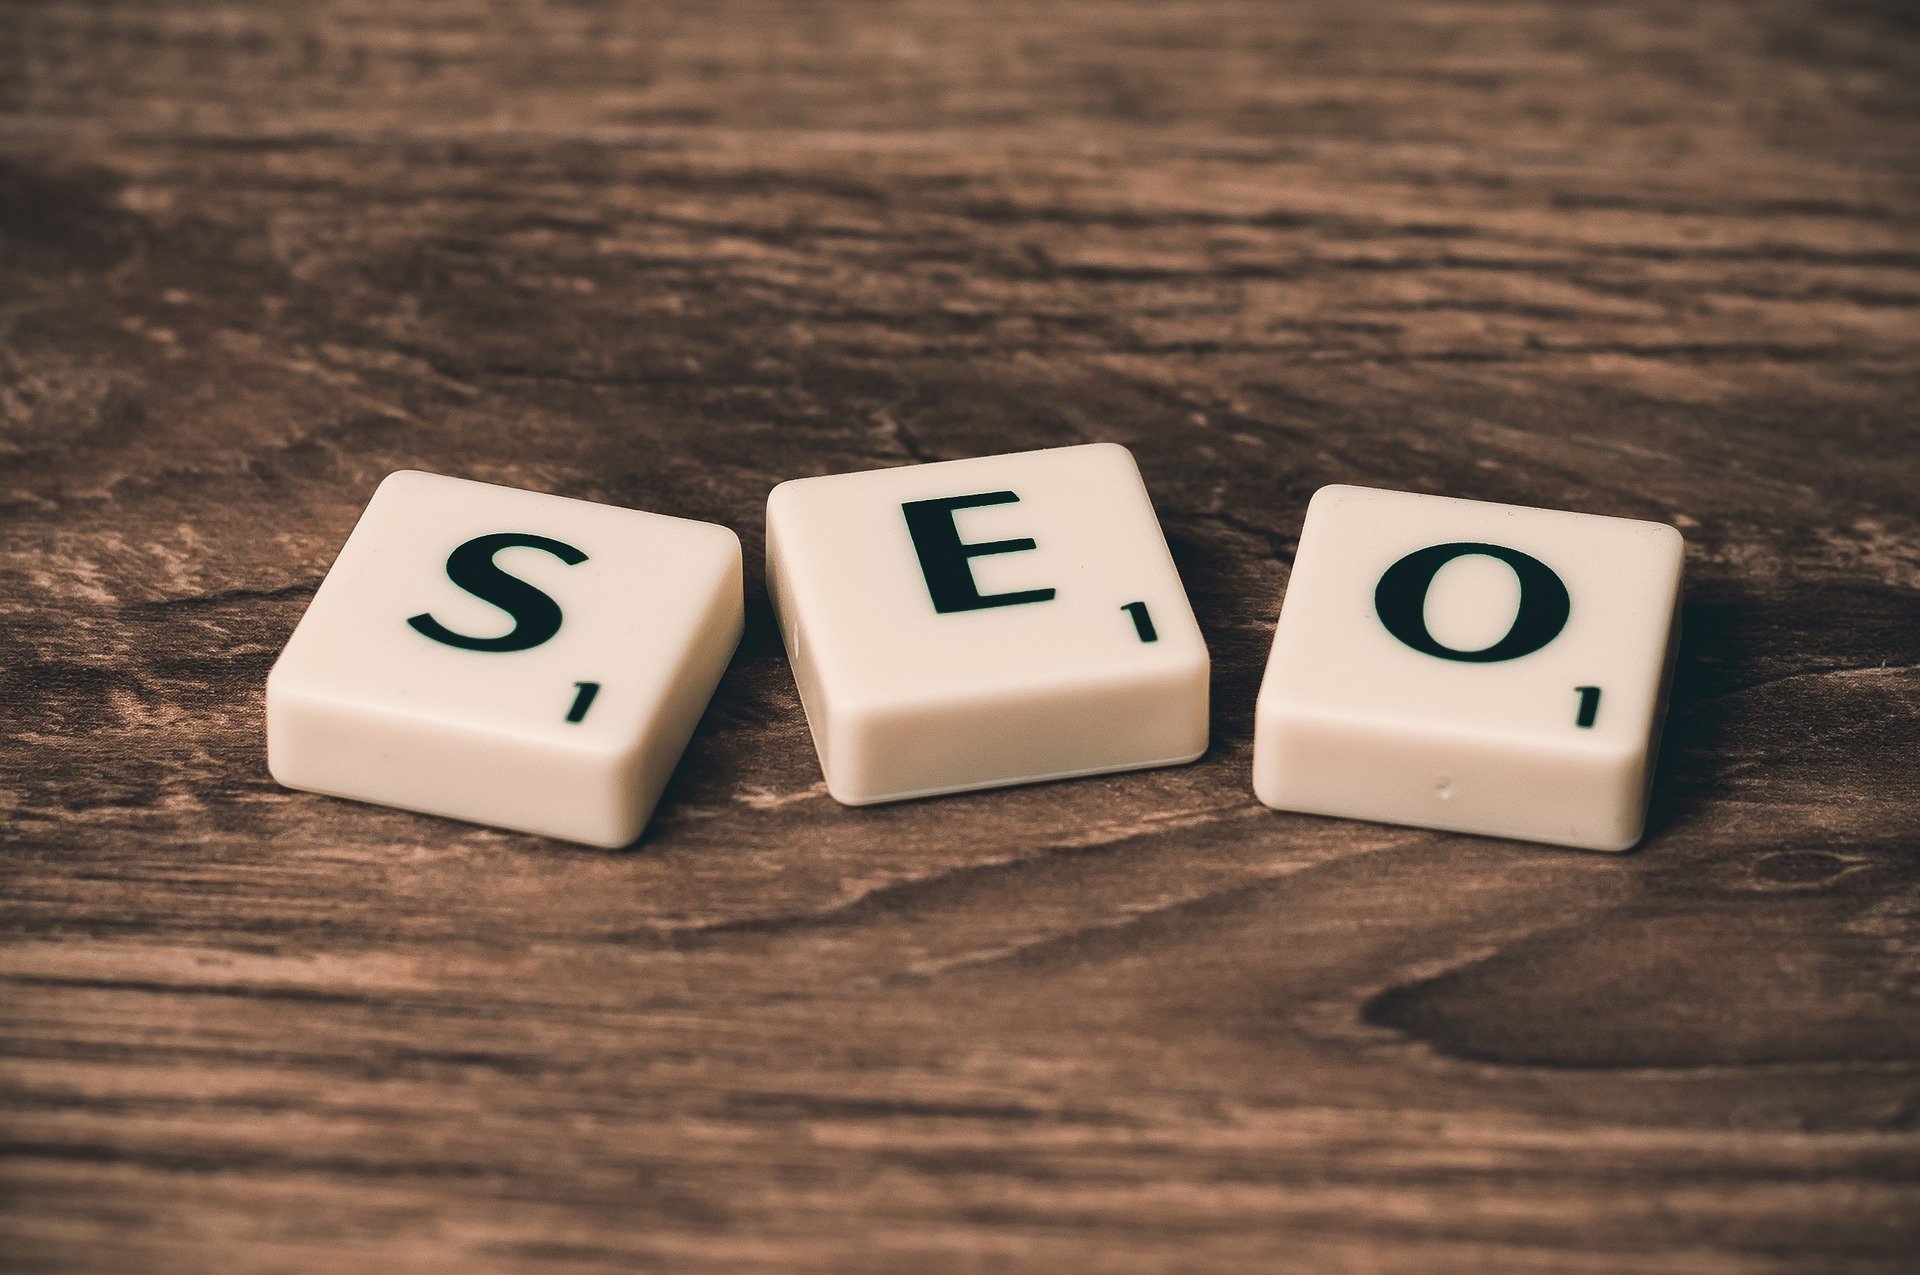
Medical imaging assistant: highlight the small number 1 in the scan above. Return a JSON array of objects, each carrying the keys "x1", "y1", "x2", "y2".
[
  {"x1": 567, "y1": 681, "x2": 601, "y2": 723},
  {"x1": 1123, "y1": 601, "x2": 1158, "y2": 643},
  {"x1": 1575, "y1": 686, "x2": 1601, "y2": 728}
]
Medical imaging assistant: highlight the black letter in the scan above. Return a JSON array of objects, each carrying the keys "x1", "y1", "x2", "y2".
[
  {"x1": 1373, "y1": 542, "x2": 1570, "y2": 663},
  {"x1": 407, "y1": 532, "x2": 588, "y2": 653},
  {"x1": 902, "y1": 492, "x2": 1056, "y2": 614}
]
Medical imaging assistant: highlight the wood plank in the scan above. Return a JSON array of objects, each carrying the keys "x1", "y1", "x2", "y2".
[{"x1": 2, "y1": 1, "x2": 1917, "y2": 1269}]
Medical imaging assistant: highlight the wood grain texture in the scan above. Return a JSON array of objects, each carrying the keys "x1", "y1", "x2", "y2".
[{"x1": 2, "y1": 2, "x2": 1918, "y2": 1270}]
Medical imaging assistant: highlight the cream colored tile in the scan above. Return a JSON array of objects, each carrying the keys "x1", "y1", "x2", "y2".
[
  {"x1": 267, "y1": 471, "x2": 742, "y2": 846},
  {"x1": 1254, "y1": 485, "x2": 1683, "y2": 851},
  {"x1": 768, "y1": 444, "x2": 1208, "y2": 804}
]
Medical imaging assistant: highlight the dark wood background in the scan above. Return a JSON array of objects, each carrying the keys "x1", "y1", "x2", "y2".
[{"x1": 3, "y1": 2, "x2": 1917, "y2": 1270}]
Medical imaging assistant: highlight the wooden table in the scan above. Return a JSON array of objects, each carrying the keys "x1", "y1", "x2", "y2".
[{"x1": 3, "y1": 2, "x2": 1917, "y2": 1270}]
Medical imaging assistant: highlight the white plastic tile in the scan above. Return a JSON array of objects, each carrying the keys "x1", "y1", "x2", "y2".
[
  {"x1": 1252, "y1": 484, "x2": 1684, "y2": 851},
  {"x1": 767, "y1": 443, "x2": 1209, "y2": 804},
  {"x1": 266, "y1": 471, "x2": 743, "y2": 847}
]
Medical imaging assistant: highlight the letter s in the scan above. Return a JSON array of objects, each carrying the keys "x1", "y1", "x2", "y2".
[{"x1": 407, "y1": 532, "x2": 587, "y2": 653}]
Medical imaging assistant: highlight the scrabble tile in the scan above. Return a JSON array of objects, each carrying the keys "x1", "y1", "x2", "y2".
[
  {"x1": 767, "y1": 443, "x2": 1209, "y2": 804},
  {"x1": 267, "y1": 471, "x2": 743, "y2": 847},
  {"x1": 1252, "y1": 485, "x2": 1683, "y2": 851}
]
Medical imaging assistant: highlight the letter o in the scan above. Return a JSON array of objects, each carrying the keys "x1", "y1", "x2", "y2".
[{"x1": 1373, "y1": 542, "x2": 1570, "y2": 663}]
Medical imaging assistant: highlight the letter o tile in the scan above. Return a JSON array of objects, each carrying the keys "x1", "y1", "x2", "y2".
[{"x1": 1252, "y1": 485, "x2": 1684, "y2": 851}]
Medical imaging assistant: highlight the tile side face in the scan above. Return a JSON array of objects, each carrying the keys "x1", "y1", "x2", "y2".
[
  {"x1": 768, "y1": 444, "x2": 1209, "y2": 804},
  {"x1": 1252, "y1": 485, "x2": 1684, "y2": 851},
  {"x1": 266, "y1": 471, "x2": 743, "y2": 846}
]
